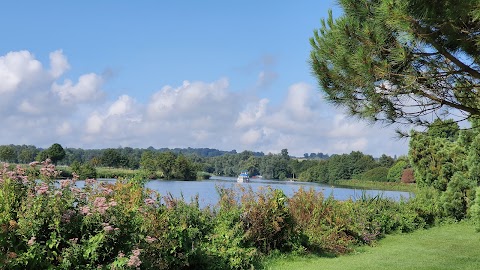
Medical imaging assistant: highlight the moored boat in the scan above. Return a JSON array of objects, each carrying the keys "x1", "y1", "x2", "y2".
[{"x1": 237, "y1": 171, "x2": 250, "y2": 183}]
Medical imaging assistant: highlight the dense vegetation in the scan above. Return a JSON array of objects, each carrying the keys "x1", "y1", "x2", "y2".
[{"x1": 0, "y1": 161, "x2": 428, "y2": 269}]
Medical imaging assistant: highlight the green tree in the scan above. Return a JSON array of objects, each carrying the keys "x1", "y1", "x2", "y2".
[
  {"x1": 387, "y1": 160, "x2": 408, "y2": 182},
  {"x1": 100, "y1": 148, "x2": 122, "y2": 168},
  {"x1": 173, "y1": 155, "x2": 197, "y2": 180},
  {"x1": 378, "y1": 154, "x2": 394, "y2": 168},
  {"x1": 310, "y1": 0, "x2": 480, "y2": 128},
  {"x1": 140, "y1": 151, "x2": 157, "y2": 177},
  {"x1": 18, "y1": 147, "x2": 38, "y2": 164},
  {"x1": 0, "y1": 145, "x2": 16, "y2": 163},
  {"x1": 34, "y1": 143, "x2": 66, "y2": 164},
  {"x1": 158, "y1": 151, "x2": 177, "y2": 179}
]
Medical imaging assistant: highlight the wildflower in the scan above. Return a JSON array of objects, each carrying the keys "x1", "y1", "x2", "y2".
[
  {"x1": 85, "y1": 178, "x2": 96, "y2": 185},
  {"x1": 69, "y1": 238, "x2": 79, "y2": 244},
  {"x1": 144, "y1": 198, "x2": 156, "y2": 205},
  {"x1": 127, "y1": 249, "x2": 142, "y2": 267},
  {"x1": 36, "y1": 183, "x2": 49, "y2": 195},
  {"x1": 145, "y1": 236, "x2": 157, "y2": 243},
  {"x1": 108, "y1": 199, "x2": 117, "y2": 207},
  {"x1": 80, "y1": 206, "x2": 91, "y2": 215},
  {"x1": 101, "y1": 187, "x2": 113, "y2": 195},
  {"x1": 103, "y1": 225, "x2": 114, "y2": 233},
  {"x1": 54, "y1": 190, "x2": 63, "y2": 197},
  {"x1": 60, "y1": 179, "x2": 72, "y2": 188},
  {"x1": 118, "y1": 252, "x2": 125, "y2": 258},
  {"x1": 29, "y1": 161, "x2": 40, "y2": 167},
  {"x1": 93, "y1": 197, "x2": 109, "y2": 214},
  {"x1": 28, "y1": 236, "x2": 36, "y2": 246}
]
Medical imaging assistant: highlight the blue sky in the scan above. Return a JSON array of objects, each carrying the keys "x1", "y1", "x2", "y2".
[{"x1": 0, "y1": 0, "x2": 409, "y2": 157}]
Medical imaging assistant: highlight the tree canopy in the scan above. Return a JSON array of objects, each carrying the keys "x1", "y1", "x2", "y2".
[{"x1": 310, "y1": 0, "x2": 480, "y2": 128}]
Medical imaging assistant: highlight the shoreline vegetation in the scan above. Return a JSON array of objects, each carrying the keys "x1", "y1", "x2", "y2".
[
  {"x1": 50, "y1": 164, "x2": 418, "y2": 193},
  {"x1": 335, "y1": 179, "x2": 416, "y2": 193},
  {"x1": 0, "y1": 160, "x2": 432, "y2": 269}
]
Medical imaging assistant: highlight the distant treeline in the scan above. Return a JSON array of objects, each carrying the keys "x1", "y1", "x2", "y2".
[
  {"x1": 0, "y1": 144, "x2": 409, "y2": 183},
  {"x1": 0, "y1": 144, "x2": 262, "y2": 167}
]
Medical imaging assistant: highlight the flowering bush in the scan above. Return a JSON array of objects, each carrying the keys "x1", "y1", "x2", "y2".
[
  {"x1": 0, "y1": 160, "x2": 168, "y2": 269},
  {"x1": 0, "y1": 160, "x2": 430, "y2": 269}
]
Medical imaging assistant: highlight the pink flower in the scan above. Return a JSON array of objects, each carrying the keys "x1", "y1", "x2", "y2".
[
  {"x1": 145, "y1": 236, "x2": 157, "y2": 243},
  {"x1": 60, "y1": 180, "x2": 72, "y2": 188},
  {"x1": 144, "y1": 198, "x2": 156, "y2": 205},
  {"x1": 36, "y1": 183, "x2": 49, "y2": 195},
  {"x1": 127, "y1": 249, "x2": 142, "y2": 267},
  {"x1": 108, "y1": 200, "x2": 118, "y2": 207},
  {"x1": 102, "y1": 187, "x2": 113, "y2": 195},
  {"x1": 29, "y1": 161, "x2": 39, "y2": 167},
  {"x1": 93, "y1": 197, "x2": 109, "y2": 214},
  {"x1": 27, "y1": 236, "x2": 36, "y2": 246},
  {"x1": 80, "y1": 206, "x2": 91, "y2": 215},
  {"x1": 85, "y1": 178, "x2": 97, "y2": 185}
]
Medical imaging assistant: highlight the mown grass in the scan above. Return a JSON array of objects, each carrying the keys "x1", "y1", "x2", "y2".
[
  {"x1": 336, "y1": 179, "x2": 417, "y2": 193},
  {"x1": 262, "y1": 221, "x2": 480, "y2": 270}
]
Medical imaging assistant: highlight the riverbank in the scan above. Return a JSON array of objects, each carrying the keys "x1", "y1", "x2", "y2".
[
  {"x1": 263, "y1": 221, "x2": 480, "y2": 270},
  {"x1": 335, "y1": 179, "x2": 417, "y2": 193}
]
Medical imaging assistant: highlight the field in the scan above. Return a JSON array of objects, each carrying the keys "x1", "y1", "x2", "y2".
[{"x1": 263, "y1": 221, "x2": 480, "y2": 270}]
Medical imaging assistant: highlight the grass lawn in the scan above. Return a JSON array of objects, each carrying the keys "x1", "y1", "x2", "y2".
[{"x1": 263, "y1": 221, "x2": 480, "y2": 270}]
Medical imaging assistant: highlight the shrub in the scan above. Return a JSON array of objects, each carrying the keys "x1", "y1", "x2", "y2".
[
  {"x1": 288, "y1": 188, "x2": 356, "y2": 255},
  {"x1": 201, "y1": 187, "x2": 258, "y2": 269},
  {"x1": 401, "y1": 168, "x2": 415, "y2": 183},
  {"x1": 361, "y1": 167, "x2": 389, "y2": 182},
  {"x1": 240, "y1": 187, "x2": 295, "y2": 254},
  {"x1": 387, "y1": 160, "x2": 408, "y2": 182},
  {"x1": 470, "y1": 187, "x2": 480, "y2": 232}
]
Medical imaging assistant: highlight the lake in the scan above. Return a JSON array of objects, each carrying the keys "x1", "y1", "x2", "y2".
[{"x1": 134, "y1": 176, "x2": 413, "y2": 208}]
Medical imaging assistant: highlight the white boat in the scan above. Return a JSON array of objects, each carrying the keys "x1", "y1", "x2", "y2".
[{"x1": 237, "y1": 171, "x2": 250, "y2": 183}]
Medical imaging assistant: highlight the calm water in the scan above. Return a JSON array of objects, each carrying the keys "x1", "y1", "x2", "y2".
[
  {"x1": 137, "y1": 176, "x2": 412, "y2": 208},
  {"x1": 76, "y1": 177, "x2": 411, "y2": 208}
]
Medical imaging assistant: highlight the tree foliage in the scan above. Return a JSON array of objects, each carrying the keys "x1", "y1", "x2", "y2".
[
  {"x1": 310, "y1": 0, "x2": 480, "y2": 128},
  {"x1": 408, "y1": 118, "x2": 479, "y2": 219}
]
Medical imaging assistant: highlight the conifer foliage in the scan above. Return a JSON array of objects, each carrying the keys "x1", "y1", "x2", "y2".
[{"x1": 310, "y1": 0, "x2": 480, "y2": 127}]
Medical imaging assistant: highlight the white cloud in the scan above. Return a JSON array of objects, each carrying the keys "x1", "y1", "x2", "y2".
[
  {"x1": 49, "y1": 50, "x2": 70, "y2": 78},
  {"x1": 56, "y1": 121, "x2": 73, "y2": 136},
  {"x1": 85, "y1": 113, "x2": 103, "y2": 134},
  {"x1": 235, "y1": 98, "x2": 268, "y2": 128},
  {"x1": 0, "y1": 50, "x2": 409, "y2": 157},
  {"x1": 0, "y1": 50, "x2": 43, "y2": 94},
  {"x1": 52, "y1": 73, "x2": 105, "y2": 105},
  {"x1": 241, "y1": 128, "x2": 263, "y2": 145}
]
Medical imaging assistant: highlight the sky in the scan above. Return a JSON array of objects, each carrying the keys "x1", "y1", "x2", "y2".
[{"x1": 0, "y1": 0, "x2": 410, "y2": 157}]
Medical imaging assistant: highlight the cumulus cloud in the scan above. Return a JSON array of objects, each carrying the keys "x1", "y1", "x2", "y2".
[
  {"x1": 0, "y1": 50, "x2": 408, "y2": 157},
  {"x1": 0, "y1": 50, "x2": 44, "y2": 94},
  {"x1": 52, "y1": 73, "x2": 105, "y2": 105},
  {"x1": 49, "y1": 50, "x2": 70, "y2": 78}
]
